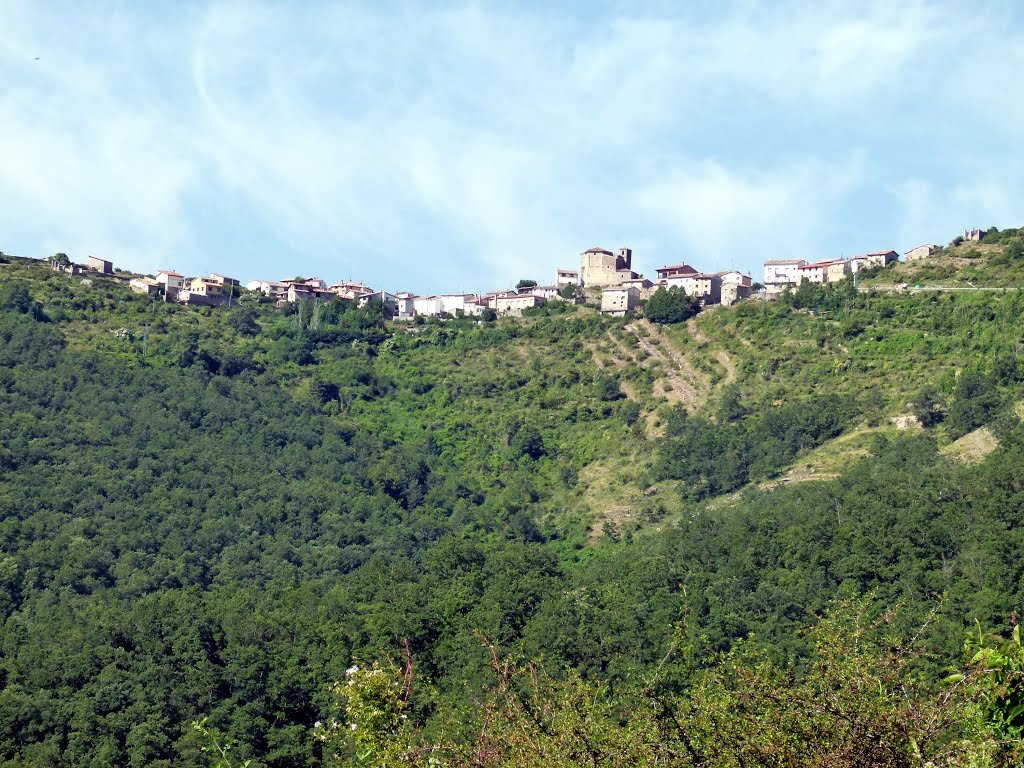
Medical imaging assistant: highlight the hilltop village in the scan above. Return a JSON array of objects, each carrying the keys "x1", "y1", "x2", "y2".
[{"x1": 32, "y1": 233, "x2": 975, "y2": 319}]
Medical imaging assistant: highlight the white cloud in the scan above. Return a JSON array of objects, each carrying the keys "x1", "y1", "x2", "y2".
[
  {"x1": 0, "y1": 1, "x2": 1022, "y2": 291},
  {"x1": 631, "y1": 153, "x2": 868, "y2": 271}
]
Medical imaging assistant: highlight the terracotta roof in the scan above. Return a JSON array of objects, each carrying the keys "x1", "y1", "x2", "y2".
[
  {"x1": 657, "y1": 263, "x2": 697, "y2": 272},
  {"x1": 799, "y1": 259, "x2": 844, "y2": 269},
  {"x1": 557, "y1": 269, "x2": 578, "y2": 274},
  {"x1": 157, "y1": 270, "x2": 183, "y2": 277},
  {"x1": 865, "y1": 250, "x2": 898, "y2": 257},
  {"x1": 582, "y1": 247, "x2": 614, "y2": 255},
  {"x1": 764, "y1": 259, "x2": 805, "y2": 265}
]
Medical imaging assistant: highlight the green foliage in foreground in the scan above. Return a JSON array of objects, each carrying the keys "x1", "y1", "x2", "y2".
[{"x1": 293, "y1": 599, "x2": 1024, "y2": 768}]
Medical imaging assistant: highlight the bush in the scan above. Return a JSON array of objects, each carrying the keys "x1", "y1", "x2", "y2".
[
  {"x1": 644, "y1": 286, "x2": 699, "y2": 324},
  {"x1": 510, "y1": 424, "x2": 546, "y2": 459}
]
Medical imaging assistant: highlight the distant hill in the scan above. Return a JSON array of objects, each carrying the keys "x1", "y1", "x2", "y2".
[{"x1": 1, "y1": 250, "x2": 1024, "y2": 765}]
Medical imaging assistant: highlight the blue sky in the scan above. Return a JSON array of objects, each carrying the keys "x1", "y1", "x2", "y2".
[{"x1": 1, "y1": 1, "x2": 1022, "y2": 294}]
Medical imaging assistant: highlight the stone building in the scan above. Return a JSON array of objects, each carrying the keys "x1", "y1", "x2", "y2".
[
  {"x1": 904, "y1": 244, "x2": 937, "y2": 261},
  {"x1": 600, "y1": 286, "x2": 640, "y2": 316},
  {"x1": 87, "y1": 256, "x2": 113, "y2": 274},
  {"x1": 580, "y1": 247, "x2": 639, "y2": 288},
  {"x1": 718, "y1": 271, "x2": 753, "y2": 305}
]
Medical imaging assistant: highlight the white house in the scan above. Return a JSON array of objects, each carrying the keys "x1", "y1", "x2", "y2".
[
  {"x1": 462, "y1": 298, "x2": 487, "y2": 316},
  {"x1": 555, "y1": 269, "x2": 579, "y2": 287},
  {"x1": 439, "y1": 293, "x2": 475, "y2": 315},
  {"x1": 763, "y1": 259, "x2": 806, "y2": 296},
  {"x1": 358, "y1": 291, "x2": 399, "y2": 313},
  {"x1": 495, "y1": 293, "x2": 546, "y2": 316},
  {"x1": 665, "y1": 273, "x2": 721, "y2": 304},
  {"x1": 155, "y1": 270, "x2": 185, "y2": 291},
  {"x1": 394, "y1": 292, "x2": 416, "y2": 318},
  {"x1": 413, "y1": 295, "x2": 442, "y2": 317},
  {"x1": 796, "y1": 261, "x2": 831, "y2": 285},
  {"x1": 600, "y1": 286, "x2": 639, "y2": 316},
  {"x1": 528, "y1": 285, "x2": 563, "y2": 300}
]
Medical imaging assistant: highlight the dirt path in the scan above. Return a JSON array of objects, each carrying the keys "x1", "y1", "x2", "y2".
[
  {"x1": 626, "y1": 322, "x2": 705, "y2": 407},
  {"x1": 686, "y1": 317, "x2": 712, "y2": 343},
  {"x1": 714, "y1": 350, "x2": 737, "y2": 384},
  {"x1": 684, "y1": 317, "x2": 738, "y2": 385}
]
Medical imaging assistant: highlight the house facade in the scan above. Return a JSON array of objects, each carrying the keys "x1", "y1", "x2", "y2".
[
  {"x1": 796, "y1": 261, "x2": 833, "y2": 285},
  {"x1": 527, "y1": 285, "x2": 562, "y2": 300},
  {"x1": 861, "y1": 250, "x2": 899, "y2": 268},
  {"x1": 665, "y1": 273, "x2": 721, "y2": 304},
  {"x1": 718, "y1": 271, "x2": 753, "y2": 305},
  {"x1": 656, "y1": 264, "x2": 697, "y2": 281},
  {"x1": 439, "y1": 294, "x2": 475, "y2": 315},
  {"x1": 129, "y1": 278, "x2": 160, "y2": 295},
  {"x1": 904, "y1": 244, "x2": 937, "y2": 261},
  {"x1": 190, "y1": 277, "x2": 223, "y2": 296},
  {"x1": 619, "y1": 277, "x2": 655, "y2": 300},
  {"x1": 555, "y1": 269, "x2": 579, "y2": 287},
  {"x1": 394, "y1": 293, "x2": 416, "y2": 318},
  {"x1": 825, "y1": 260, "x2": 851, "y2": 282},
  {"x1": 763, "y1": 259, "x2": 806, "y2": 296},
  {"x1": 413, "y1": 296, "x2": 442, "y2": 317},
  {"x1": 330, "y1": 281, "x2": 371, "y2": 299},
  {"x1": 156, "y1": 270, "x2": 185, "y2": 291},
  {"x1": 88, "y1": 256, "x2": 113, "y2": 274},
  {"x1": 495, "y1": 294, "x2": 546, "y2": 316},
  {"x1": 600, "y1": 286, "x2": 639, "y2": 316}
]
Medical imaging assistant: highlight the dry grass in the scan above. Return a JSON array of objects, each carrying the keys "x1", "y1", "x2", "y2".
[{"x1": 940, "y1": 426, "x2": 999, "y2": 465}]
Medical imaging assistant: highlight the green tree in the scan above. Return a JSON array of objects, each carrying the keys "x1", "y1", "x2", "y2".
[
  {"x1": 644, "y1": 286, "x2": 699, "y2": 324},
  {"x1": 912, "y1": 385, "x2": 945, "y2": 428},
  {"x1": 226, "y1": 308, "x2": 260, "y2": 337},
  {"x1": 0, "y1": 282, "x2": 35, "y2": 314},
  {"x1": 516, "y1": 279, "x2": 537, "y2": 290},
  {"x1": 510, "y1": 424, "x2": 546, "y2": 459}
]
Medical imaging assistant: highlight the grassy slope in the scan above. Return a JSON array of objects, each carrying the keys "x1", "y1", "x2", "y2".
[{"x1": 6, "y1": 241, "x2": 1024, "y2": 542}]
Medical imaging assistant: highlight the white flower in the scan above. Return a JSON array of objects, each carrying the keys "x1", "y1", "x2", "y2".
[
  {"x1": 350, "y1": 723, "x2": 357, "y2": 731},
  {"x1": 313, "y1": 721, "x2": 322, "y2": 729},
  {"x1": 346, "y1": 665, "x2": 359, "y2": 676},
  {"x1": 400, "y1": 714, "x2": 408, "y2": 720}
]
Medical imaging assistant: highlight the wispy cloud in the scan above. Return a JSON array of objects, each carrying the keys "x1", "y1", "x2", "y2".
[{"x1": 0, "y1": 1, "x2": 1022, "y2": 291}]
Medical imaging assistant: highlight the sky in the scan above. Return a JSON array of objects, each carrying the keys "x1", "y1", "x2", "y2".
[{"x1": 1, "y1": 1, "x2": 1023, "y2": 295}]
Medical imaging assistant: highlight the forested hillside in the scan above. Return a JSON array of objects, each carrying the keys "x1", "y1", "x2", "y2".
[{"x1": 2, "y1": 253, "x2": 1024, "y2": 766}]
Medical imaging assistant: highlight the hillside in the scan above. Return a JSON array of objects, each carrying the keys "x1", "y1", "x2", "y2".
[{"x1": 2, "y1": 248, "x2": 1024, "y2": 766}]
